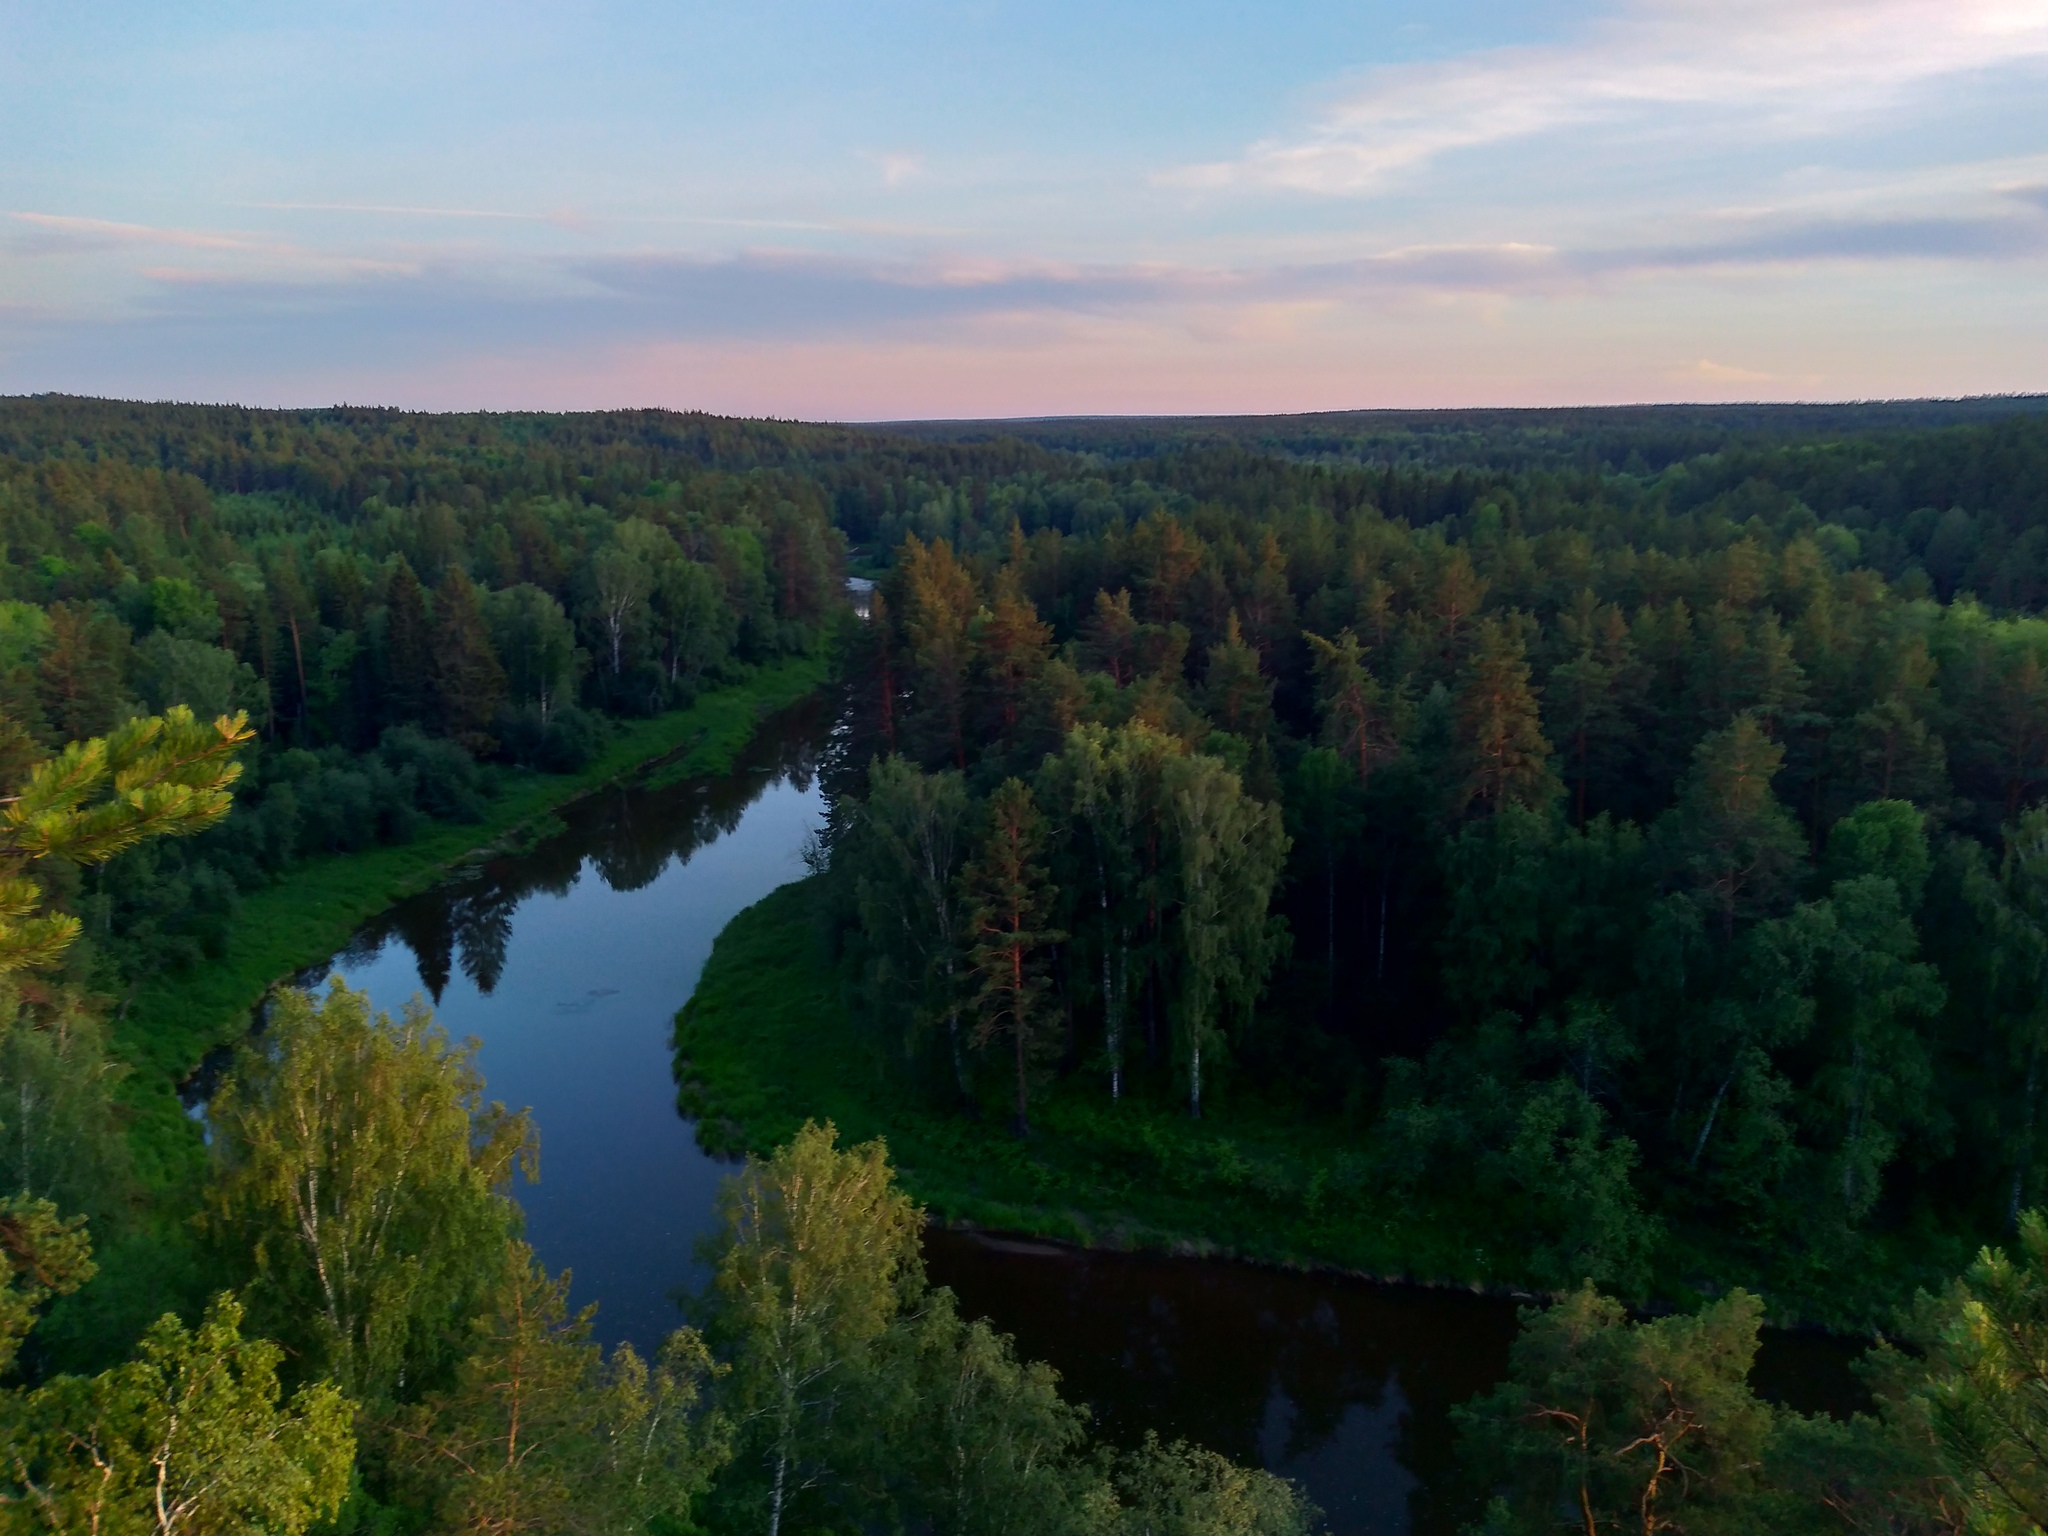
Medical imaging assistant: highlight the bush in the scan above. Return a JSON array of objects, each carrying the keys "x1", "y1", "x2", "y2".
[
  {"x1": 493, "y1": 703, "x2": 609, "y2": 773},
  {"x1": 377, "y1": 728, "x2": 488, "y2": 823}
]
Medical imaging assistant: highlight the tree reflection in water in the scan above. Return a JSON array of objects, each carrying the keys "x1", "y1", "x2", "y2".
[{"x1": 330, "y1": 697, "x2": 826, "y2": 1002}]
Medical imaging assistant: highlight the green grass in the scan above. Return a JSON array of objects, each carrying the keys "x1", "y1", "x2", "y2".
[
  {"x1": 675, "y1": 877, "x2": 1502, "y2": 1284},
  {"x1": 675, "y1": 877, "x2": 1976, "y2": 1332},
  {"x1": 117, "y1": 652, "x2": 830, "y2": 1190}
]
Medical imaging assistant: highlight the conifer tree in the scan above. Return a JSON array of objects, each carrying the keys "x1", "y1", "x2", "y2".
[
  {"x1": 33, "y1": 603, "x2": 129, "y2": 742},
  {"x1": 896, "y1": 537, "x2": 977, "y2": 769},
  {"x1": 1202, "y1": 613, "x2": 1273, "y2": 743},
  {"x1": 960, "y1": 779, "x2": 1064, "y2": 1136},
  {"x1": 0, "y1": 705, "x2": 252, "y2": 974},
  {"x1": 1305, "y1": 628, "x2": 1394, "y2": 788},
  {"x1": 1455, "y1": 1286, "x2": 1775, "y2": 1535},
  {"x1": 1654, "y1": 714, "x2": 1806, "y2": 942},
  {"x1": 970, "y1": 580, "x2": 1052, "y2": 751},
  {"x1": 381, "y1": 556, "x2": 436, "y2": 728},
  {"x1": 433, "y1": 568, "x2": 509, "y2": 755},
  {"x1": 1083, "y1": 589, "x2": 1139, "y2": 686},
  {"x1": 1456, "y1": 615, "x2": 1555, "y2": 815}
]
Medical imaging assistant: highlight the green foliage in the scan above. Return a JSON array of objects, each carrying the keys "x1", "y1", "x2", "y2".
[
  {"x1": 690, "y1": 1120, "x2": 1312, "y2": 1536},
  {"x1": 1104, "y1": 1435, "x2": 1316, "y2": 1536},
  {"x1": 870, "y1": 1287, "x2": 1097, "y2": 1536},
  {"x1": 0, "y1": 984, "x2": 133, "y2": 1226},
  {"x1": 1888, "y1": 1210, "x2": 2048, "y2": 1531},
  {"x1": 961, "y1": 779, "x2": 1065, "y2": 1135},
  {"x1": 0, "y1": 1196, "x2": 95, "y2": 1377},
  {"x1": 1456, "y1": 1287, "x2": 1776, "y2": 1536},
  {"x1": 206, "y1": 981, "x2": 534, "y2": 1402},
  {"x1": 391, "y1": 1243, "x2": 724, "y2": 1535},
  {"x1": 697, "y1": 1122, "x2": 924, "y2": 1536},
  {"x1": 1164, "y1": 752, "x2": 1289, "y2": 1117},
  {"x1": 4, "y1": 1292, "x2": 355, "y2": 1536},
  {"x1": 0, "y1": 706, "x2": 252, "y2": 974}
]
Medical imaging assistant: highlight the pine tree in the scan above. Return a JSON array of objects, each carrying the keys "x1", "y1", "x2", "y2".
[
  {"x1": 1456, "y1": 615, "x2": 1555, "y2": 815},
  {"x1": 1305, "y1": 628, "x2": 1395, "y2": 788},
  {"x1": 896, "y1": 537, "x2": 977, "y2": 769},
  {"x1": 970, "y1": 580, "x2": 1052, "y2": 751},
  {"x1": 433, "y1": 568, "x2": 509, "y2": 755},
  {"x1": 960, "y1": 779, "x2": 1064, "y2": 1137},
  {"x1": 1202, "y1": 613, "x2": 1273, "y2": 742},
  {"x1": 34, "y1": 602, "x2": 129, "y2": 741},
  {"x1": 381, "y1": 556, "x2": 435, "y2": 728},
  {"x1": 1083, "y1": 589, "x2": 1139, "y2": 686},
  {"x1": 1654, "y1": 713, "x2": 1806, "y2": 942},
  {"x1": 0, "y1": 705, "x2": 252, "y2": 974}
]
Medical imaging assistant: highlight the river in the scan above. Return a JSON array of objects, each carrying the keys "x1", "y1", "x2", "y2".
[{"x1": 308, "y1": 696, "x2": 1862, "y2": 1536}]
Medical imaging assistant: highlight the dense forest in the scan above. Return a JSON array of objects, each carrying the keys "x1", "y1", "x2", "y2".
[
  {"x1": 6, "y1": 394, "x2": 2048, "y2": 1531},
  {"x1": 807, "y1": 397, "x2": 2048, "y2": 1299}
]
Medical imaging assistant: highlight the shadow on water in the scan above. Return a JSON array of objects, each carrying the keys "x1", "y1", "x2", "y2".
[{"x1": 924, "y1": 1230, "x2": 1874, "y2": 1536}]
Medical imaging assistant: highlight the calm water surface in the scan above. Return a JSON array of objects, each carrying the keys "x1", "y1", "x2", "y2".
[
  {"x1": 309, "y1": 698, "x2": 1863, "y2": 1536},
  {"x1": 313, "y1": 699, "x2": 828, "y2": 1344}
]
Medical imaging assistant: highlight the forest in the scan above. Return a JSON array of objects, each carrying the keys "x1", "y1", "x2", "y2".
[
  {"x1": 5, "y1": 393, "x2": 2048, "y2": 1530},
  {"x1": 811, "y1": 395, "x2": 2048, "y2": 1305}
]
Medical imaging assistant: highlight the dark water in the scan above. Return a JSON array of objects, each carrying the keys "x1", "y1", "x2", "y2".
[{"x1": 311, "y1": 697, "x2": 1868, "y2": 1536}]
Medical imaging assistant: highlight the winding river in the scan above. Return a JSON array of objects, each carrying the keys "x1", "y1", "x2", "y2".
[{"x1": 306, "y1": 697, "x2": 1860, "y2": 1536}]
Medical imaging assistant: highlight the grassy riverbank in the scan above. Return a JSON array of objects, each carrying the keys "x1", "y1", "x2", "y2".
[
  {"x1": 119, "y1": 652, "x2": 830, "y2": 1189},
  {"x1": 676, "y1": 878, "x2": 1500, "y2": 1281},
  {"x1": 675, "y1": 876, "x2": 1969, "y2": 1332}
]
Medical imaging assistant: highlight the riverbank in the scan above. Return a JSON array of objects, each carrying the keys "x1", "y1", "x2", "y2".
[
  {"x1": 674, "y1": 876, "x2": 1966, "y2": 1333},
  {"x1": 676, "y1": 878, "x2": 1505, "y2": 1285},
  {"x1": 119, "y1": 652, "x2": 830, "y2": 1189}
]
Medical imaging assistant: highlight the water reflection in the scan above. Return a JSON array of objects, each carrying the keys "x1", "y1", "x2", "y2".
[
  {"x1": 924, "y1": 1231, "x2": 1515, "y2": 1536},
  {"x1": 310, "y1": 697, "x2": 832, "y2": 1347},
  {"x1": 924, "y1": 1230, "x2": 1874, "y2": 1536},
  {"x1": 332, "y1": 703, "x2": 827, "y2": 1005}
]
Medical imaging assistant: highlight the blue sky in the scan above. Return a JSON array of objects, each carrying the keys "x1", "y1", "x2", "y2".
[{"x1": 3, "y1": 0, "x2": 2045, "y2": 417}]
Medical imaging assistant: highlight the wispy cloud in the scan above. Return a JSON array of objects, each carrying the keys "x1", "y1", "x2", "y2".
[
  {"x1": 11, "y1": 212, "x2": 268, "y2": 255},
  {"x1": 1172, "y1": 0, "x2": 2048, "y2": 194},
  {"x1": 17, "y1": 202, "x2": 2040, "y2": 350},
  {"x1": 1689, "y1": 359, "x2": 1776, "y2": 384},
  {"x1": 863, "y1": 152, "x2": 925, "y2": 188},
  {"x1": 9, "y1": 211, "x2": 415, "y2": 278}
]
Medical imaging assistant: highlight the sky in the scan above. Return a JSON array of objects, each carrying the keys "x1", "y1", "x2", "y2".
[{"x1": 3, "y1": 0, "x2": 2046, "y2": 419}]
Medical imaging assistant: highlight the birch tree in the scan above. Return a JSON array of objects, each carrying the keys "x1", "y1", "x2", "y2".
[
  {"x1": 207, "y1": 980, "x2": 535, "y2": 1401},
  {"x1": 699, "y1": 1123, "x2": 922, "y2": 1536},
  {"x1": 1166, "y1": 755, "x2": 1289, "y2": 1119}
]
